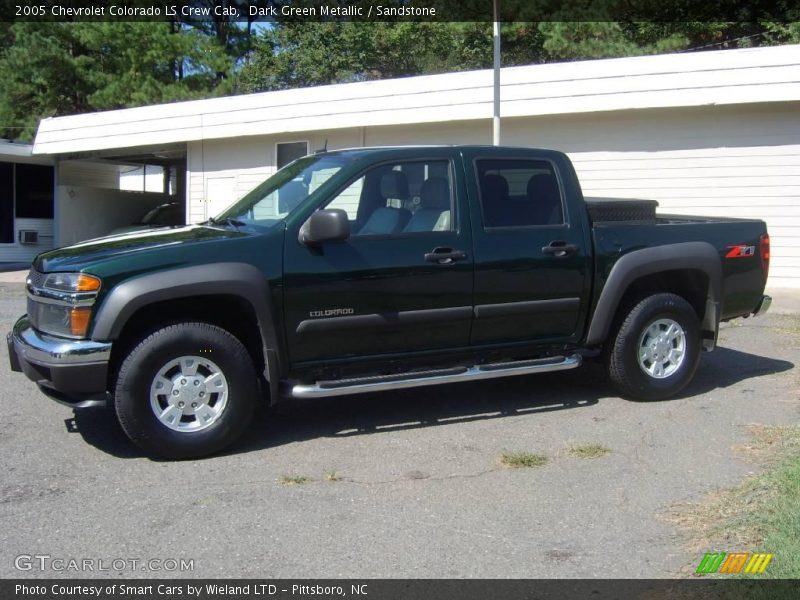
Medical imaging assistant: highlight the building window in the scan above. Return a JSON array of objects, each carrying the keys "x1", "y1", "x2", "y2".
[
  {"x1": 15, "y1": 163, "x2": 54, "y2": 219},
  {"x1": 276, "y1": 142, "x2": 308, "y2": 169},
  {"x1": 0, "y1": 163, "x2": 12, "y2": 243},
  {"x1": 118, "y1": 164, "x2": 166, "y2": 193}
]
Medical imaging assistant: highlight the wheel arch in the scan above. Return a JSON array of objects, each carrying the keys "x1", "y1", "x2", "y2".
[
  {"x1": 91, "y1": 263, "x2": 282, "y2": 402},
  {"x1": 586, "y1": 242, "x2": 722, "y2": 349}
]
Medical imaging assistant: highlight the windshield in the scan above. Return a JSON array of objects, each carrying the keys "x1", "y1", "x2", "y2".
[{"x1": 215, "y1": 155, "x2": 347, "y2": 227}]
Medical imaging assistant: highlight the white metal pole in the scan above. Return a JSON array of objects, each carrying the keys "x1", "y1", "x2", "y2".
[{"x1": 492, "y1": 0, "x2": 501, "y2": 146}]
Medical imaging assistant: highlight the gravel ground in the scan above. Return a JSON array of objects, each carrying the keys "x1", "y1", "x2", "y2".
[{"x1": 0, "y1": 282, "x2": 797, "y2": 579}]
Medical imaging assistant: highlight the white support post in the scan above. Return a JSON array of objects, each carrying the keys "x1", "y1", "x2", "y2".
[{"x1": 492, "y1": 0, "x2": 501, "y2": 146}]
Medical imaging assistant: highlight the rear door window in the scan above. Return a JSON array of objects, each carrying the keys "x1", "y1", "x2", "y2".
[{"x1": 475, "y1": 159, "x2": 564, "y2": 228}]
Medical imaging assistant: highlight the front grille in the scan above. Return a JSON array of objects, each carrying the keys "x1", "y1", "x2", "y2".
[
  {"x1": 26, "y1": 269, "x2": 47, "y2": 289},
  {"x1": 26, "y1": 269, "x2": 49, "y2": 332}
]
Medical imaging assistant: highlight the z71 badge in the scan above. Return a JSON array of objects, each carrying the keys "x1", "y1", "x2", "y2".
[
  {"x1": 725, "y1": 245, "x2": 756, "y2": 258},
  {"x1": 309, "y1": 308, "x2": 355, "y2": 318}
]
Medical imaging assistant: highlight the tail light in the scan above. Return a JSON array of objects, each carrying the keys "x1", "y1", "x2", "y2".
[{"x1": 759, "y1": 233, "x2": 770, "y2": 280}]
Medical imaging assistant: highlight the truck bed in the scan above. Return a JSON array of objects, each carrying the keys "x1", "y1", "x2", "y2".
[{"x1": 590, "y1": 211, "x2": 768, "y2": 320}]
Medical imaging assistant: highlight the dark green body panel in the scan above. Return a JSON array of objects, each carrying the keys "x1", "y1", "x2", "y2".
[
  {"x1": 590, "y1": 217, "x2": 767, "y2": 323},
  {"x1": 282, "y1": 148, "x2": 474, "y2": 364},
  {"x1": 460, "y1": 147, "x2": 593, "y2": 347},
  {"x1": 33, "y1": 225, "x2": 288, "y2": 360}
]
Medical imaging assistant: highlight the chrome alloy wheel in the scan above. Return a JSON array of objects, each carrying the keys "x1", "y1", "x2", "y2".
[
  {"x1": 149, "y1": 356, "x2": 229, "y2": 432},
  {"x1": 637, "y1": 318, "x2": 686, "y2": 379}
]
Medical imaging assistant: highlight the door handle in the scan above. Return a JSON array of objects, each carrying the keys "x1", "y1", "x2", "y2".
[
  {"x1": 542, "y1": 241, "x2": 579, "y2": 257},
  {"x1": 425, "y1": 247, "x2": 467, "y2": 265}
]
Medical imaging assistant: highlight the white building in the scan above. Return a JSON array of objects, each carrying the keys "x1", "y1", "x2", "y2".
[
  {"x1": 33, "y1": 44, "x2": 800, "y2": 287},
  {"x1": 0, "y1": 141, "x2": 55, "y2": 263}
]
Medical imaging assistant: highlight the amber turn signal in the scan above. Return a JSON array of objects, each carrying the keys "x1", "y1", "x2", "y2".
[
  {"x1": 70, "y1": 307, "x2": 93, "y2": 337},
  {"x1": 76, "y1": 274, "x2": 102, "y2": 292}
]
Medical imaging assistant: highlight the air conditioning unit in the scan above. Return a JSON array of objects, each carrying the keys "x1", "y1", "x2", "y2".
[{"x1": 18, "y1": 230, "x2": 38, "y2": 245}]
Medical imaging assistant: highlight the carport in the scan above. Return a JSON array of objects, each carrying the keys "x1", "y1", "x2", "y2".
[{"x1": 50, "y1": 143, "x2": 186, "y2": 246}]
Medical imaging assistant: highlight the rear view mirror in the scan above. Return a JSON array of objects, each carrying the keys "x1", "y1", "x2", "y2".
[{"x1": 299, "y1": 209, "x2": 350, "y2": 245}]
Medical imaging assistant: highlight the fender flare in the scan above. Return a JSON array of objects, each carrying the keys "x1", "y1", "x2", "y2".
[
  {"x1": 585, "y1": 242, "x2": 722, "y2": 348},
  {"x1": 90, "y1": 262, "x2": 282, "y2": 400}
]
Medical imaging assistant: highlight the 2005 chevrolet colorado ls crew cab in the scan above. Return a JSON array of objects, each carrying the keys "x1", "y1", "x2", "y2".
[{"x1": 8, "y1": 146, "x2": 771, "y2": 458}]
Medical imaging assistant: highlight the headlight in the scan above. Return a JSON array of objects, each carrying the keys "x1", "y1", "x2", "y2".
[
  {"x1": 27, "y1": 271, "x2": 101, "y2": 339},
  {"x1": 42, "y1": 272, "x2": 101, "y2": 293}
]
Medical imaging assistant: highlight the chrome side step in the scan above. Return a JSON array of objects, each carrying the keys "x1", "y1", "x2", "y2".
[{"x1": 290, "y1": 354, "x2": 582, "y2": 399}]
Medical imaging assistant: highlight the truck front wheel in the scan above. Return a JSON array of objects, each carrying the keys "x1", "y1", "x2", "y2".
[
  {"x1": 114, "y1": 322, "x2": 258, "y2": 459},
  {"x1": 606, "y1": 293, "x2": 701, "y2": 401}
]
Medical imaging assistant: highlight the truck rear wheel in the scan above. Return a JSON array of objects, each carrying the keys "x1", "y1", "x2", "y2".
[
  {"x1": 606, "y1": 293, "x2": 701, "y2": 401},
  {"x1": 114, "y1": 322, "x2": 258, "y2": 459}
]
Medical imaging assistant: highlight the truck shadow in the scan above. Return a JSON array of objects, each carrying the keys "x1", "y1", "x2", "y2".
[
  {"x1": 673, "y1": 346, "x2": 794, "y2": 401},
  {"x1": 69, "y1": 346, "x2": 793, "y2": 459}
]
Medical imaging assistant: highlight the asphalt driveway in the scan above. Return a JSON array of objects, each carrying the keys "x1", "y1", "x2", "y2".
[{"x1": 1, "y1": 282, "x2": 798, "y2": 579}]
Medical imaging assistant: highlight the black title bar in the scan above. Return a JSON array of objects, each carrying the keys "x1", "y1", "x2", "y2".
[
  {"x1": 3, "y1": 0, "x2": 800, "y2": 23},
  {"x1": 3, "y1": 579, "x2": 800, "y2": 600}
]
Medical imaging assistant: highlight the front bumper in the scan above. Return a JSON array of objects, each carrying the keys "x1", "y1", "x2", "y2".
[
  {"x1": 753, "y1": 295, "x2": 772, "y2": 317},
  {"x1": 7, "y1": 316, "x2": 111, "y2": 408}
]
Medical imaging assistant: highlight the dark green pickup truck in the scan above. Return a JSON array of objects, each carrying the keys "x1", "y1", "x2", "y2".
[{"x1": 8, "y1": 146, "x2": 771, "y2": 458}]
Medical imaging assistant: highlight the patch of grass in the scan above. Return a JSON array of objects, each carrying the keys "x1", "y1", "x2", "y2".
[
  {"x1": 279, "y1": 475, "x2": 309, "y2": 486},
  {"x1": 735, "y1": 425, "x2": 800, "y2": 461},
  {"x1": 568, "y1": 443, "x2": 611, "y2": 459},
  {"x1": 666, "y1": 425, "x2": 800, "y2": 580},
  {"x1": 755, "y1": 457, "x2": 800, "y2": 578},
  {"x1": 325, "y1": 470, "x2": 339, "y2": 482},
  {"x1": 498, "y1": 451, "x2": 548, "y2": 469}
]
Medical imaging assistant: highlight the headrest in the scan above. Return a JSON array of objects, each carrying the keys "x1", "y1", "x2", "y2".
[
  {"x1": 278, "y1": 180, "x2": 308, "y2": 212},
  {"x1": 420, "y1": 177, "x2": 450, "y2": 210},
  {"x1": 526, "y1": 174, "x2": 559, "y2": 200},
  {"x1": 482, "y1": 174, "x2": 509, "y2": 200},
  {"x1": 380, "y1": 171, "x2": 409, "y2": 200}
]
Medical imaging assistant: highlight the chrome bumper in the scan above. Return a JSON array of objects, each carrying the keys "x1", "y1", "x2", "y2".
[
  {"x1": 8, "y1": 316, "x2": 111, "y2": 408},
  {"x1": 753, "y1": 295, "x2": 772, "y2": 317}
]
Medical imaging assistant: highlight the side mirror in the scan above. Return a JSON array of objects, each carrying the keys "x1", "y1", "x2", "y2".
[{"x1": 299, "y1": 209, "x2": 350, "y2": 245}]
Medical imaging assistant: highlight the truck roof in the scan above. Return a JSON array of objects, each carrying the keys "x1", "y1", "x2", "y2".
[{"x1": 315, "y1": 145, "x2": 565, "y2": 159}]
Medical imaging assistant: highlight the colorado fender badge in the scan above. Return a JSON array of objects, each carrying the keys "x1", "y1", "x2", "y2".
[{"x1": 309, "y1": 308, "x2": 355, "y2": 318}]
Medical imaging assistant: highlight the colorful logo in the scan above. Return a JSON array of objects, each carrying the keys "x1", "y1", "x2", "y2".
[
  {"x1": 696, "y1": 552, "x2": 773, "y2": 574},
  {"x1": 725, "y1": 245, "x2": 756, "y2": 259}
]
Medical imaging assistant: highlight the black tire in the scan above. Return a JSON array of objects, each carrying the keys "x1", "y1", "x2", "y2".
[
  {"x1": 114, "y1": 322, "x2": 258, "y2": 459},
  {"x1": 605, "y1": 293, "x2": 701, "y2": 401}
]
